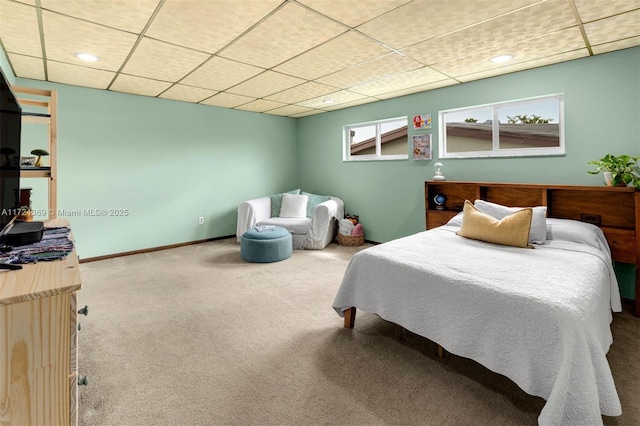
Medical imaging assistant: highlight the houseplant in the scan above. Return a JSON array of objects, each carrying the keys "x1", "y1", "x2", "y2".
[{"x1": 587, "y1": 154, "x2": 640, "y2": 188}]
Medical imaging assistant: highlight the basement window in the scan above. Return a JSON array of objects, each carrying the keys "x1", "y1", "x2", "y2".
[
  {"x1": 344, "y1": 117, "x2": 408, "y2": 161},
  {"x1": 439, "y1": 94, "x2": 564, "y2": 158}
]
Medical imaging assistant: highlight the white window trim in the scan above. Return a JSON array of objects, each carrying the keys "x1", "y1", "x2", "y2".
[
  {"x1": 343, "y1": 116, "x2": 408, "y2": 162},
  {"x1": 439, "y1": 94, "x2": 565, "y2": 159}
]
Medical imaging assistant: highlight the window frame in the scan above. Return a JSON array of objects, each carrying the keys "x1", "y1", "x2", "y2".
[
  {"x1": 438, "y1": 94, "x2": 565, "y2": 159},
  {"x1": 343, "y1": 116, "x2": 409, "y2": 162}
]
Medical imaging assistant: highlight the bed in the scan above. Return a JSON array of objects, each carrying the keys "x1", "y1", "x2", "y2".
[{"x1": 333, "y1": 182, "x2": 636, "y2": 426}]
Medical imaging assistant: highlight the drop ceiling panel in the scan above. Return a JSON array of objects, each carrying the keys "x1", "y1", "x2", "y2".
[
  {"x1": 1, "y1": 0, "x2": 639, "y2": 118},
  {"x1": 8, "y1": 53, "x2": 44, "y2": 80},
  {"x1": 432, "y1": 27, "x2": 586, "y2": 77},
  {"x1": 180, "y1": 56, "x2": 264, "y2": 91},
  {"x1": 0, "y1": 0, "x2": 42, "y2": 57},
  {"x1": 263, "y1": 104, "x2": 315, "y2": 116},
  {"x1": 350, "y1": 66, "x2": 449, "y2": 96},
  {"x1": 218, "y1": 2, "x2": 348, "y2": 68},
  {"x1": 42, "y1": 10, "x2": 138, "y2": 71},
  {"x1": 264, "y1": 81, "x2": 338, "y2": 104},
  {"x1": 297, "y1": 89, "x2": 367, "y2": 108},
  {"x1": 376, "y1": 78, "x2": 459, "y2": 100},
  {"x1": 357, "y1": 0, "x2": 539, "y2": 50},
  {"x1": 47, "y1": 60, "x2": 115, "y2": 89},
  {"x1": 574, "y1": 0, "x2": 640, "y2": 23},
  {"x1": 296, "y1": 0, "x2": 412, "y2": 27},
  {"x1": 455, "y1": 49, "x2": 589, "y2": 83},
  {"x1": 322, "y1": 96, "x2": 378, "y2": 110},
  {"x1": 40, "y1": 0, "x2": 160, "y2": 33},
  {"x1": 404, "y1": 0, "x2": 578, "y2": 67},
  {"x1": 110, "y1": 74, "x2": 172, "y2": 97},
  {"x1": 226, "y1": 71, "x2": 306, "y2": 98},
  {"x1": 122, "y1": 37, "x2": 210, "y2": 82},
  {"x1": 159, "y1": 84, "x2": 217, "y2": 103},
  {"x1": 592, "y1": 37, "x2": 640, "y2": 55},
  {"x1": 200, "y1": 92, "x2": 254, "y2": 108},
  {"x1": 291, "y1": 109, "x2": 325, "y2": 118},
  {"x1": 235, "y1": 99, "x2": 286, "y2": 113},
  {"x1": 584, "y1": 9, "x2": 640, "y2": 46},
  {"x1": 316, "y1": 53, "x2": 423, "y2": 88},
  {"x1": 146, "y1": 0, "x2": 282, "y2": 54},
  {"x1": 273, "y1": 30, "x2": 391, "y2": 80}
]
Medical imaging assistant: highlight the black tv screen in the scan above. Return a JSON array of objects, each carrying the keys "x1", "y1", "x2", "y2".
[{"x1": 0, "y1": 69, "x2": 22, "y2": 231}]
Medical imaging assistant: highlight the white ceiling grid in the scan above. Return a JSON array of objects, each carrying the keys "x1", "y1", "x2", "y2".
[{"x1": 0, "y1": 0, "x2": 638, "y2": 117}]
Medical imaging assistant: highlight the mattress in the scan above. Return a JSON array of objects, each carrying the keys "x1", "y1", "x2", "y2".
[{"x1": 333, "y1": 221, "x2": 622, "y2": 425}]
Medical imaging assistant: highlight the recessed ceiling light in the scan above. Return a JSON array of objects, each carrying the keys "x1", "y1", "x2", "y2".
[
  {"x1": 74, "y1": 52, "x2": 99, "y2": 62},
  {"x1": 323, "y1": 99, "x2": 334, "y2": 104},
  {"x1": 490, "y1": 54, "x2": 514, "y2": 63}
]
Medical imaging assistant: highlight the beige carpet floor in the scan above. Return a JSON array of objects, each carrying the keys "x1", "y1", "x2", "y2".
[{"x1": 78, "y1": 238, "x2": 639, "y2": 425}]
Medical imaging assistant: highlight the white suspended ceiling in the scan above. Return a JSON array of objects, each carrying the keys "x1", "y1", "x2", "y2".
[{"x1": 0, "y1": 0, "x2": 638, "y2": 118}]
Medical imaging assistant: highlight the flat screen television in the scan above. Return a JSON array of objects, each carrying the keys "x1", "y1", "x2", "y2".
[{"x1": 0, "y1": 69, "x2": 22, "y2": 234}]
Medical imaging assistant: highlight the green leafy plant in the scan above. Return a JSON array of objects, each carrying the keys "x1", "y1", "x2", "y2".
[
  {"x1": 587, "y1": 154, "x2": 640, "y2": 187},
  {"x1": 506, "y1": 114, "x2": 554, "y2": 124}
]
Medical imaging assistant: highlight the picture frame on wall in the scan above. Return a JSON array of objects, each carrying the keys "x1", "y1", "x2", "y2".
[
  {"x1": 412, "y1": 134, "x2": 431, "y2": 160},
  {"x1": 413, "y1": 114, "x2": 431, "y2": 130}
]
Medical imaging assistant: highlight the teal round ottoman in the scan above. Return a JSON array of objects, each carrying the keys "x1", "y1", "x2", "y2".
[{"x1": 241, "y1": 226, "x2": 292, "y2": 263}]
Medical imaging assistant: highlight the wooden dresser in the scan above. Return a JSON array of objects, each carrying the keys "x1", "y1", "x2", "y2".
[
  {"x1": 0, "y1": 219, "x2": 83, "y2": 425},
  {"x1": 425, "y1": 181, "x2": 640, "y2": 317}
]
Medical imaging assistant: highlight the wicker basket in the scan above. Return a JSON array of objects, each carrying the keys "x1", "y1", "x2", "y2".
[{"x1": 337, "y1": 232, "x2": 365, "y2": 247}]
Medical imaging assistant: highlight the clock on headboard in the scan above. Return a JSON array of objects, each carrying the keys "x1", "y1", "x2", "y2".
[{"x1": 425, "y1": 181, "x2": 640, "y2": 317}]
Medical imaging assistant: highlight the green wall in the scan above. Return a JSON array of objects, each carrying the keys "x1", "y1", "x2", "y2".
[
  {"x1": 298, "y1": 48, "x2": 640, "y2": 241},
  {"x1": 2, "y1": 46, "x2": 639, "y2": 297},
  {"x1": 66, "y1": 86, "x2": 296, "y2": 260},
  {"x1": 297, "y1": 47, "x2": 640, "y2": 298},
  {"x1": 7, "y1": 67, "x2": 298, "y2": 258}
]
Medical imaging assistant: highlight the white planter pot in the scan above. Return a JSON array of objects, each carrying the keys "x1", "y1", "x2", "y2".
[{"x1": 603, "y1": 171, "x2": 613, "y2": 186}]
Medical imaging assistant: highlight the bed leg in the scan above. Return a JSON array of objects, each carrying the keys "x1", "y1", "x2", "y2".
[
  {"x1": 343, "y1": 307, "x2": 356, "y2": 328},
  {"x1": 437, "y1": 345, "x2": 444, "y2": 359}
]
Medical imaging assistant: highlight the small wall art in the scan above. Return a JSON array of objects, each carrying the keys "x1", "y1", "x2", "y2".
[
  {"x1": 412, "y1": 134, "x2": 432, "y2": 160},
  {"x1": 413, "y1": 114, "x2": 431, "y2": 130}
]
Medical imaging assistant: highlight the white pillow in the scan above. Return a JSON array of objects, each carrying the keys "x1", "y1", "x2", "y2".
[
  {"x1": 445, "y1": 212, "x2": 464, "y2": 227},
  {"x1": 545, "y1": 218, "x2": 611, "y2": 258},
  {"x1": 279, "y1": 193, "x2": 308, "y2": 218},
  {"x1": 474, "y1": 199, "x2": 547, "y2": 244}
]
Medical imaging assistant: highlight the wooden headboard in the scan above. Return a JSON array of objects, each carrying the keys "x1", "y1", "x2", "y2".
[{"x1": 424, "y1": 181, "x2": 640, "y2": 317}]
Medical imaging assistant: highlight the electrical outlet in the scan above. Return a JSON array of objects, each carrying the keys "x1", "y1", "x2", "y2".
[{"x1": 198, "y1": 216, "x2": 205, "y2": 224}]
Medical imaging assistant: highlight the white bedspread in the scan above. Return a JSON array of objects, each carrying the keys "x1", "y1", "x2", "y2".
[{"x1": 332, "y1": 225, "x2": 622, "y2": 425}]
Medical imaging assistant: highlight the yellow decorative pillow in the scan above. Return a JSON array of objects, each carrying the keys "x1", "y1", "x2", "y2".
[{"x1": 457, "y1": 200, "x2": 533, "y2": 248}]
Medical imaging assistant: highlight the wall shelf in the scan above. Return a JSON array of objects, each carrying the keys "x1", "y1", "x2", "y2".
[
  {"x1": 14, "y1": 86, "x2": 57, "y2": 217},
  {"x1": 22, "y1": 111, "x2": 51, "y2": 124},
  {"x1": 20, "y1": 167, "x2": 51, "y2": 178}
]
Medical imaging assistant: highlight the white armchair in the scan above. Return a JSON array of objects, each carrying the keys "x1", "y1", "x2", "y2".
[{"x1": 236, "y1": 193, "x2": 344, "y2": 250}]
